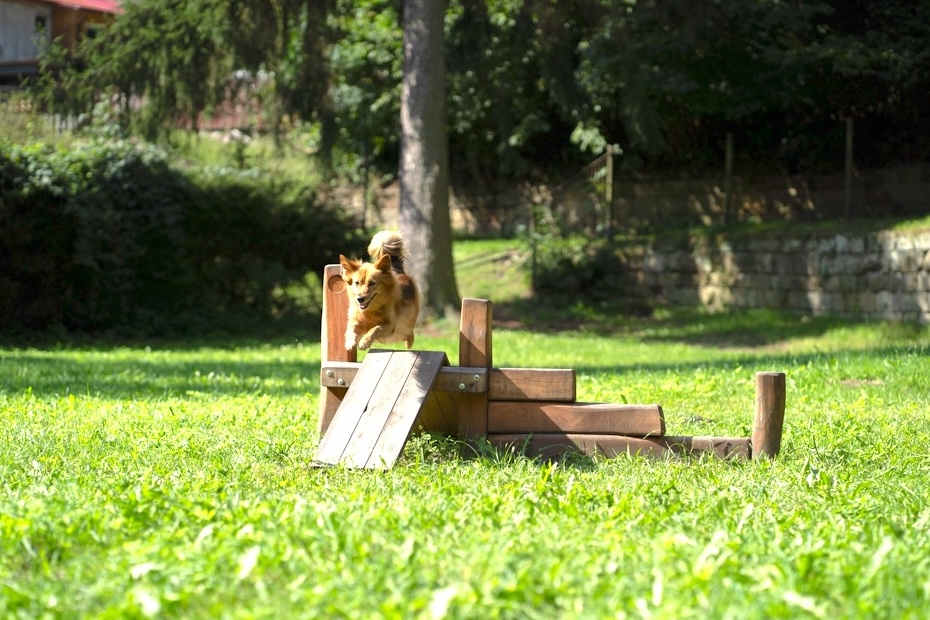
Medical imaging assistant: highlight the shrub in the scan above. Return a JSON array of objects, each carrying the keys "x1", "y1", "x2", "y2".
[
  {"x1": 0, "y1": 140, "x2": 361, "y2": 334},
  {"x1": 529, "y1": 233, "x2": 652, "y2": 315}
]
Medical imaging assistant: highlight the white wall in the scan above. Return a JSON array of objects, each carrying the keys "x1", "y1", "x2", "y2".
[{"x1": 0, "y1": 1, "x2": 52, "y2": 64}]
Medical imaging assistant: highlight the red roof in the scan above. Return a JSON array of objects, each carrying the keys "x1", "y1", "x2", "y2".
[{"x1": 43, "y1": 0, "x2": 122, "y2": 14}]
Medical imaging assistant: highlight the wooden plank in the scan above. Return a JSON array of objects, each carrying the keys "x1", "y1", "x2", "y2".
[
  {"x1": 488, "y1": 433, "x2": 667, "y2": 460},
  {"x1": 417, "y1": 391, "x2": 458, "y2": 435},
  {"x1": 752, "y1": 371, "x2": 786, "y2": 459},
  {"x1": 488, "y1": 368, "x2": 575, "y2": 402},
  {"x1": 436, "y1": 367, "x2": 486, "y2": 394},
  {"x1": 322, "y1": 264, "x2": 355, "y2": 364},
  {"x1": 323, "y1": 364, "x2": 573, "y2": 401},
  {"x1": 487, "y1": 402, "x2": 664, "y2": 436},
  {"x1": 342, "y1": 350, "x2": 421, "y2": 468},
  {"x1": 459, "y1": 298, "x2": 493, "y2": 368},
  {"x1": 665, "y1": 436, "x2": 752, "y2": 460},
  {"x1": 488, "y1": 368, "x2": 575, "y2": 403},
  {"x1": 319, "y1": 263, "x2": 356, "y2": 436},
  {"x1": 364, "y1": 351, "x2": 448, "y2": 469},
  {"x1": 487, "y1": 433, "x2": 751, "y2": 461},
  {"x1": 312, "y1": 350, "x2": 392, "y2": 465},
  {"x1": 321, "y1": 362, "x2": 487, "y2": 394},
  {"x1": 323, "y1": 364, "x2": 577, "y2": 402},
  {"x1": 458, "y1": 298, "x2": 492, "y2": 440}
]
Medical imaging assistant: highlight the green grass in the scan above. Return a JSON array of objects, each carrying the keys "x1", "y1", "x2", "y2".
[
  {"x1": 3, "y1": 240, "x2": 930, "y2": 618},
  {"x1": 1, "y1": 97, "x2": 67, "y2": 146},
  {"x1": 165, "y1": 130, "x2": 322, "y2": 188}
]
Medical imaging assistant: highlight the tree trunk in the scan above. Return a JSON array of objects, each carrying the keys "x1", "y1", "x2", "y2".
[{"x1": 398, "y1": 0, "x2": 460, "y2": 317}]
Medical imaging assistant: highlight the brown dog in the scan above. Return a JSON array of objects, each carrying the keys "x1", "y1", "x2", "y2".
[{"x1": 339, "y1": 230, "x2": 420, "y2": 351}]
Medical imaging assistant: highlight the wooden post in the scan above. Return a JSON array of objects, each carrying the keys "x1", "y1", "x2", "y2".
[
  {"x1": 844, "y1": 117, "x2": 854, "y2": 221},
  {"x1": 752, "y1": 371, "x2": 786, "y2": 459},
  {"x1": 319, "y1": 264, "x2": 356, "y2": 436},
  {"x1": 723, "y1": 132, "x2": 733, "y2": 225},
  {"x1": 605, "y1": 145, "x2": 614, "y2": 242},
  {"x1": 528, "y1": 205, "x2": 537, "y2": 291},
  {"x1": 458, "y1": 298, "x2": 493, "y2": 440}
]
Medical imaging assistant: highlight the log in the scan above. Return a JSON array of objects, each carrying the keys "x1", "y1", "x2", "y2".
[
  {"x1": 752, "y1": 371, "x2": 786, "y2": 459},
  {"x1": 487, "y1": 402, "x2": 664, "y2": 436}
]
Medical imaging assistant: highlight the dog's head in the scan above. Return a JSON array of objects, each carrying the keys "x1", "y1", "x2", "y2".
[{"x1": 340, "y1": 254, "x2": 393, "y2": 310}]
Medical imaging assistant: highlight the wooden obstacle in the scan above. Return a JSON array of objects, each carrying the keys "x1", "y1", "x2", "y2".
[{"x1": 315, "y1": 264, "x2": 786, "y2": 468}]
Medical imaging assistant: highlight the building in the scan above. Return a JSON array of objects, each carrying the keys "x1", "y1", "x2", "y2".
[{"x1": 0, "y1": 0, "x2": 121, "y2": 84}]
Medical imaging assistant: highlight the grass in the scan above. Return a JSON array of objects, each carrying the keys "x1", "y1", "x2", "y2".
[
  {"x1": 165, "y1": 130, "x2": 322, "y2": 188},
  {"x1": 3, "y1": 240, "x2": 930, "y2": 618},
  {"x1": 1, "y1": 95, "x2": 67, "y2": 146}
]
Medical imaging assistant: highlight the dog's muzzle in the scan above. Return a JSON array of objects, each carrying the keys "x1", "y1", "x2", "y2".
[{"x1": 357, "y1": 293, "x2": 376, "y2": 310}]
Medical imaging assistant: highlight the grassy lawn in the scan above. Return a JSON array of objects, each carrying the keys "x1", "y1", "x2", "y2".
[{"x1": 3, "y1": 239, "x2": 930, "y2": 618}]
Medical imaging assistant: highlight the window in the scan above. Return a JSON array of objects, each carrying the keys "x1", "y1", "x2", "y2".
[{"x1": 35, "y1": 15, "x2": 47, "y2": 34}]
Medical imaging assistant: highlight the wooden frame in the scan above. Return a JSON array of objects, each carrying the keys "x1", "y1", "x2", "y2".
[{"x1": 318, "y1": 264, "x2": 786, "y2": 464}]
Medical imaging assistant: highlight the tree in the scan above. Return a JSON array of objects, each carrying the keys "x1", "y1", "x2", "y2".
[
  {"x1": 398, "y1": 0, "x2": 460, "y2": 317},
  {"x1": 40, "y1": 0, "x2": 337, "y2": 147}
]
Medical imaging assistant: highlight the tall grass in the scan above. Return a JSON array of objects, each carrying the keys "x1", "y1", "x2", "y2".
[{"x1": 2, "y1": 240, "x2": 930, "y2": 618}]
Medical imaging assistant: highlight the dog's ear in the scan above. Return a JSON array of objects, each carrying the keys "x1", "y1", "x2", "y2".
[
  {"x1": 339, "y1": 254, "x2": 354, "y2": 272},
  {"x1": 374, "y1": 253, "x2": 392, "y2": 272}
]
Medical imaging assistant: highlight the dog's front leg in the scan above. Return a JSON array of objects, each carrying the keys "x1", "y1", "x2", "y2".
[
  {"x1": 358, "y1": 325, "x2": 384, "y2": 350},
  {"x1": 344, "y1": 323, "x2": 359, "y2": 351}
]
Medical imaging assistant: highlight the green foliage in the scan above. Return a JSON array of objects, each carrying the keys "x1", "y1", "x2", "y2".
[
  {"x1": 528, "y1": 233, "x2": 653, "y2": 317},
  {"x1": 0, "y1": 140, "x2": 361, "y2": 335},
  {"x1": 24, "y1": 0, "x2": 930, "y2": 189},
  {"x1": 31, "y1": 0, "x2": 336, "y2": 146},
  {"x1": 183, "y1": 165, "x2": 356, "y2": 319},
  {"x1": 327, "y1": 0, "x2": 403, "y2": 178}
]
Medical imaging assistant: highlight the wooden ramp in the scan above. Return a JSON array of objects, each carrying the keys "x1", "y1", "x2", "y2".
[{"x1": 313, "y1": 349, "x2": 449, "y2": 470}]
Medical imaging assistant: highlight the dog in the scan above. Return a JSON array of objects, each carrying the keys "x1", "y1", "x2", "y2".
[{"x1": 339, "y1": 230, "x2": 420, "y2": 351}]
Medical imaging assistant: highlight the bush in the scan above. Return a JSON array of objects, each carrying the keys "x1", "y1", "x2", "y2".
[
  {"x1": 530, "y1": 234, "x2": 652, "y2": 315},
  {"x1": 0, "y1": 140, "x2": 361, "y2": 334}
]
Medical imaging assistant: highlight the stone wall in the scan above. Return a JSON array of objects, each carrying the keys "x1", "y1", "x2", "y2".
[{"x1": 622, "y1": 229, "x2": 930, "y2": 322}]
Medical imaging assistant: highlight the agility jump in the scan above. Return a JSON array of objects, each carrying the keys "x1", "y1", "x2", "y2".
[{"x1": 315, "y1": 264, "x2": 786, "y2": 470}]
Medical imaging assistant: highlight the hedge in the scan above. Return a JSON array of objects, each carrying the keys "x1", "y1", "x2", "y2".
[{"x1": 0, "y1": 140, "x2": 362, "y2": 334}]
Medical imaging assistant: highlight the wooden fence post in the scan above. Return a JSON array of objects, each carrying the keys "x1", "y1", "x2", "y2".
[
  {"x1": 319, "y1": 264, "x2": 356, "y2": 436},
  {"x1": 458, "y1": 298, "x2": 493, "y2": 440},
  {"x1": 752, "y1": 371, "x2": 786, "y2": 459}
]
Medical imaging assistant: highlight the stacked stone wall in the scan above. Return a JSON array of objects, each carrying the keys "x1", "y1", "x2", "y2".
[{"x1": 622, "y1": 230, "x2": 930, "y2": 322}]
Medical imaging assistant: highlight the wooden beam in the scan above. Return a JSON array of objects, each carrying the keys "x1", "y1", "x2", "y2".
[
  {"x1": 319, "y1": 263, "x2": 355, "y2": 436},
  {"x1": 487, "y1": 433, "x2": 751, "y2": 461},
  {"x1": 322, "y1": 364, "x2": 573, "y2": 401},
  {"x1": 752, "y1": 371, "x2": 786, "y2": 459},
  {"x1": 459, "y1": 298, "x2": 493, "y2": 368},
  {"x1": 487, "y1": 402, "x2": 664, "y2": 436},
  {"x1": 417, "y1": 391, "x2": 459, "y2": 435},
  {"x1": 458, "y1": 298, "x2": 493, "y2": 440},
  {"x1": 488, "y1": 368, "x2": 575, "y2": 402},
  {"x1": 322, "y1": 362, "x2": 487, "y2": 393}
]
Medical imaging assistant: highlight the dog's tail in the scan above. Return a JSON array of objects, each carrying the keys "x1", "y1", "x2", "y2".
[{"x1": 368, "y1": 230, "x2": 407, "y2": 272}]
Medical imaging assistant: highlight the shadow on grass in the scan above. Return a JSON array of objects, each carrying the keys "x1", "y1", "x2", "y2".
[
  {"x1": 0, "y1": 319, "x2": 325, "y2": 400},
  {"x1": 0, "y1": 351, "x2": 324, "y2": 399},
  {"x1": 2, "y1": 298, "x2": 927, "y2": 401},
  {"x1": 3, "y1": 334, "x2": 924, "y2": 403}
]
